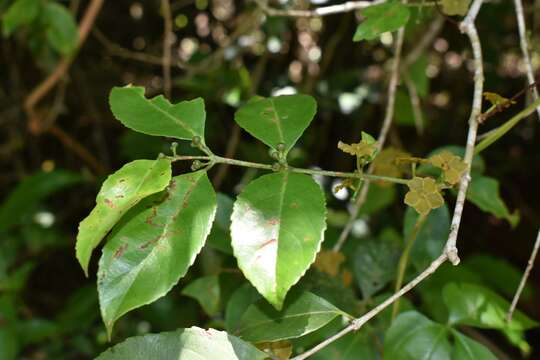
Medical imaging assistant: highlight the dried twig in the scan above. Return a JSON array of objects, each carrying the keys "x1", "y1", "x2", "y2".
[
  {"x1": 161, "y1": 0, "x2": 173, "y2": 98},
  {"x1": 507, "y1": 228, "x2": 540, "y2": 322},
  {"x1": 513, "y1": 0, "x2": 540, "y2": 120}
]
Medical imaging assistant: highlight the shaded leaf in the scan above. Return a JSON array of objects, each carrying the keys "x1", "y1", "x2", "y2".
[
  {"x1": 207, "y1": 193, "x2": 234, "y2": 254},
  {"x1": 309, "y1": 331, "x2": 378, "y2": 360},
  {"x1": 97, "y1": 171, "x2": 216, "y2": 336},
  {"x1": 110, "y1": 86, "x2": 206, "y2": 141},
  {"x1": 225, "y1": 283, "x2": 261, "y2": 333},
  {"x1": 234, "y1": 95, "x2": 317, "y2": 153},
  {"x1": 236, "y1": 291, "x2": 346, "y2": 342},
  {"x1": 96, "y1": 327, "x2": 268, "y2": 360},
  {"x1": 313, "y1": 250, "x2": 345, "y2": 277},
  {"x1": 182, "y1": 275, "x2": 221, "y2": 316},
  {"x1": 230, "y1": 172, "x2": 326, "y2": 310},
  {"x1": 443, "y1": 282, "x2": 538, "y2": 353},
  {"x1": 353, "y1": 1, "x2": 410, "y2": 41},
  {"x1": 0, "y1": 170, "x2": 82, "y2": 233},
  {"x1": 2, "y1": 0, "x2": 40, "y2": 36},
  {"x1": 371, "y1": 147, "x2": 410, "y2": 182},
  {"x1": 404, "y1": 204, "x2": 450, "y2": 271},
  {"x1": 467, "y1": 175, "x2": 519, "y2": 227},
  {"x1": 441, "y1": 0, "x2": 472, "y2": 16},
  {"x1": 76, "y1": 159, "x2": 171, "y2": 275},
  {"x1": 385, "y1": 311, "x2": 451, "y2": 360},
  {"x1": 451, "y1": 329, "x2": 497, "y2": 360},
  {"x1": 42, "y1": 2, "x2": 78, "y2": 55},
  {"x1": 353, "y1": 228, "x2": 401, "y2": 298},
  {"x1": 360, "y1": 182, "x2": 397, "y2": 215}
]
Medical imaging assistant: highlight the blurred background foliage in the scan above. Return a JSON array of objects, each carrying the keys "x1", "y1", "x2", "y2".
[{"x1": 1, "y1": 0, "x2": 540, "y2": 358}]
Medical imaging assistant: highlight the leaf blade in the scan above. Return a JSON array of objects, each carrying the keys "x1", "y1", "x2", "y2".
[{"x1": 76, "y1": 159, "x2": 172, "y2": 275}]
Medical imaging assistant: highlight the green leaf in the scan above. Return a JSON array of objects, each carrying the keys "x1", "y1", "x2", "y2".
[
  {"x1": 76, "y1": 158, "x2": 172, "y2": 276},
  {"x1": 96, "y1": 327, "x2": 268, "y2": 360},
  {"x1": 42, "y1": 2, "x2": 78, "y2": 55},
  {"x1": 441, "y1": 0, "x2": 472, "y2": 16},
  {"x1": 182, "y1": 275, "x2": 221, "y2": 316},
  {"x1": 395, "y1": 89, "x2": 416, "y2": 126},
  {"x1": 404, "y1": 204, "x2": 450, "y2": 271},
  {"x1": 236, "y1": 291, "x2": 346, "y2": 342},
  {"x1": 97, "y1": 171, "x2": 216, "y2": 336},
  {"x1": 0, "y1": 327, "x2": 18, "y2": 360},
  {"x1": 230, "y1": 172, "x2": 327, "y2": 310},
  {"x1": 2, "y1": 0, "x2": 40, "y2": 36},
  {"x1": 467, "y1": 175, "x2": 519, "y2": 227},
  {"x1": 309, "y1": 331, "x2": 378, "y2": 360},
  {"x1": 225, "y1": 283, "x2": 261, "y2": 333},
  {"x1": 353, "y1": 0, "x2": 410, "y2": 41},
  {"x1": 0, "y1": 170, "x2": 82, "y2": 233},
  {"x1": 385, "y1": 311, "x2": 451, "y2": 360},
  {"x1": 207, "y1": 193, "x2": 234, "y2": 254},
  {"x1": 353, "y1": 228, "x2": 401, "y2": 298},
  {"x1": 234, "y1": 95, "x2": 317, "y2": 153},
  {"x1": 464, "y1": 255, "x2": 533, "y2": 301},
  {"x1": 443, "y1": 282, "x2": 538, "y2": 353},
  {"x1": 451, "y1": 329, "x2": 497, "y2": 360},
  {"x1": 409, "y1": 55, "x2": 429, "y2": 97},
  {"x1": 109, "y1": 86, "x2": 206, "y2": 141}
]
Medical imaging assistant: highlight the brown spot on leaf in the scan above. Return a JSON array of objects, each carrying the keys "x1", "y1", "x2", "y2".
[
  {"x1": 259, "y1": 238, "x2": 277, "y2": 250},
  {"x1": 290, "y1": 202, "x2": 299, "y2": 209},
  {"x1": 113, "y1": 243, "x2": 128, "y2": 259},
  {"x1": 104, "y1": 198, "x2": 115, "y2": 208},
  {"x1": 115, "y1": 194, "x2": 124, "y2": 199},
  {"x1": 267, "y1": 218, "x2": 280, "y2": 226}
]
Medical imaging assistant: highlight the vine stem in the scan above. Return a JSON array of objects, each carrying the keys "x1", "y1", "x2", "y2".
[
  {"x1": 391, "y1": 213, "x2": 427, "y2": 319},
  {"x1": 169, "y1": 154, "x2": 410, "y2": 185},
  {"x1": 507, "y1": 228, "x2": 540, "y2": 322}
]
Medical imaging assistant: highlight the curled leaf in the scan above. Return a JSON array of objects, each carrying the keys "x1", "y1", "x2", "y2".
[
  {"x1": 429, "y1": 151, "x2": 467, "y2": 185},
  {"x1": 404, "y1": 177, "x2": 444, "y2": 215}
]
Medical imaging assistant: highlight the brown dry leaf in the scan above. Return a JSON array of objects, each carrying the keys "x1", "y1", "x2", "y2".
[
  {"x1": 256, "y1": 341, "x2": 292, "y2": 360},
  {"x1": 404, "y1": 177, "x2": 445, "y2": 215},
  {"x1": 314, "y1": 250, "x2": 345, "y2": 277}
]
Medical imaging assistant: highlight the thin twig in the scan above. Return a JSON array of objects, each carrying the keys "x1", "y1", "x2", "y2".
[
  {"x1": 513, "y1": 0, "x2": 540, "y2": 120},
  {"x1": 161, "y1": 0, "x2": 173, "y2": 98},
  {"x1": 507, "y1": 228, "x2": 540, "y2": 322},
  {"x1": 292, "y1": 254, "x2": 448, "y2": 360},
  {"x1": 24, "y1": 0, "x2": 105, "y2": 131},
  {"x1": 444, "y1": 0, "x2": 484, "y2": 265},
  {"x1": 402, "y1": 15, "x2": 445, "y2": 69},
  {"x1": 93, "y1": 28, "x2": 164, "y2": 65},
  {"x1": 333, "y1": 24, "x2": 406, "y2": 252},
  {"x1": 404, "y1": 74, "x2": 425, "y2": 135}
]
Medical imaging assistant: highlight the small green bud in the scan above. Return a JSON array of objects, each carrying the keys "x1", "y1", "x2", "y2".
[
  {"x1": 191, "y1": 160, "x2": 203, "y2": 171},
  {"x1": 191, "y1": 136, "x2": 202, "y2": 147},
  {"x1": 271, "y1": 162, "x2": 281, "y2": 171},
  {"x1": 269, "y1": 149, "x2": 280, "y2": 159},
  {"x1": 276, "y1": 143, "x2": 286, "y2": 152}
]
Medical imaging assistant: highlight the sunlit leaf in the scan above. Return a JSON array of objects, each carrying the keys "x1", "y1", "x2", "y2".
[
  {"x1": 97, "y1": 171, "x2": 216, "y2": 336},
  {"x1": 76, "y1": 159, "x2": 172, "y2": 275},
  {"x1": 236, "y1": 291, "x2": 346, "y2": 342},
  {"x1": 96, "y1": 327, "x2": 268, "y2": 360},
  {"x1": 109, "y1": 86, "x2": 206, "y2": 141},
  {"x1": 234, "y1": 95, "x2": 317, "y2": 153},
  {"x1": 230, "y1": 172, "x2": 326, "y2": 310},
  {"x1": 353, "y1": 0, "x2": 410, "y2": 41}
]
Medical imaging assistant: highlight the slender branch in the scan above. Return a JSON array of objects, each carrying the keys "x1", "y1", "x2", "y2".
[
  {"x1": 402, "y1": 15, "x2": 445, "y2": 69},
  {"x1": 513, "y1": 0, "x2": 540, "y2": 120},
  {"x1": 254, "y1": 0, "x2": 436, "y2": 17},
  {"x1": 24, "y1": 0, "x2": 105, "y2": 131},
  {"x1": 507, "y1": 228, "x2": 540, "y2": 322},
  {"x1": 161, "y1": 0, "x2": 173, "y2": 98},
  {"x1": 444, "y1": 0, "x2": 485, "y2": 265},
  {"x1": 292, "y1": 254, "x2": 448, "y2": 360},
  {"x1": 333, "y1": 23, "x2": 406, "y2": 252},
  {"x1": 169, "y1": 153, "x2": 410, "y2": 185},
  {"x1": 404, "y1": 74, "x2": 425, "y2": 135}
]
